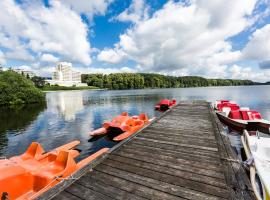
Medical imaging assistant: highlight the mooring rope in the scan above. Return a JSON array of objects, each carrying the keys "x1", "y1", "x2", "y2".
[{"x1": 220, "y1": 157, "x2": 242, "y2": 163}]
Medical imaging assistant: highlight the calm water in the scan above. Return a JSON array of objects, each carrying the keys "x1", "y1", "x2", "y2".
[{"x1": 1, "y1": 85, "x2": 270, "y2": 160}]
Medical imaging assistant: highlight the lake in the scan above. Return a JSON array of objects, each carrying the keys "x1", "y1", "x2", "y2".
[{"x1": 1, "y1": 85, "x2": 270, "y2": 161}]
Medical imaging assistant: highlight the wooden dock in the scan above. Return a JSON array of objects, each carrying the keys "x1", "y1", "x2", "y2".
[{"x1": 39, "y1": 101, "x2": 255, "y2": 200}]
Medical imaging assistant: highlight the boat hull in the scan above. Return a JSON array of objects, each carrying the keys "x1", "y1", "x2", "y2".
[{"x1": 216, "y1": 112, "x2": 270, "y2": 134}]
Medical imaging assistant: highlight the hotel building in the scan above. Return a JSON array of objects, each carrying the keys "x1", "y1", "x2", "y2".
[{"x1": 46, "y1": 62, "x2": 87, "y2": 87}]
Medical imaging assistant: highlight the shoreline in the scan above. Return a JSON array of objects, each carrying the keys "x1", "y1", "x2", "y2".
[
  {"x1": 43, "y1": 88, "x2": 107, "y2": 92},
  {"x1": 42, "y1": 84, "x2": 270, "y2": 92}
]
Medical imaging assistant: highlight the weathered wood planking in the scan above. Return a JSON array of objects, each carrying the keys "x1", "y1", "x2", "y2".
[{"x1": 38, "y1": 101, "x2": 255, "y2": 200}]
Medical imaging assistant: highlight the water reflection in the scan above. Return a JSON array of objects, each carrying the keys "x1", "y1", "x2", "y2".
[
  {"x1": 47, "y1": 91, "x2": 84, "y2": 121},
  {"x1": 0, "y1": 104, "x2": 46, "y2": 155},
  {"x1": 227, "y1": 131, "x2": 243, "y2": 160}
]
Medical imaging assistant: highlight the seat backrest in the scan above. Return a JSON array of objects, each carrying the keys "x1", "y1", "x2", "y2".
[
  {"x1": 229, "y1": 110, "x2": 241, "y2": 119},
  {"x1": 121, "y1": 112, "x2": 128, "y2": 116},
  {"x1": 21, "y1": 142, "x2": 44, "y2": 160},
  {"x1": 138, "y1": 113, "x2": 148, "y2": 122},
  {"x1": 218, "y1": 103, "x2": 239, "y2": 111},
  {"x1": 248, "y1": 111, "x2": 262, "y2": 120},
  {"x1": 170, "y1": 99, "x2": 176, "y2": 105},
  {"x1": 220, "y1": 100, "x2": 229, "y2": 104},
  {"x1": 55, "y1": 151, "x2": 77, "y2": 178},
  {"x1": 240, "y1": 110, "x2": 249, "y2": 120},
  {"x1": 160, "y1": 99, "x2": 170, "y2": 105},
  {"x1": 54, "y1": 151, "x2": 69, "y2": 169},
  {"x1": 134, "y1": 120, "x2": 144, "y2": 126},
  {"x1": 230, "y1": 105, "x2": 240, "y2": 111}
]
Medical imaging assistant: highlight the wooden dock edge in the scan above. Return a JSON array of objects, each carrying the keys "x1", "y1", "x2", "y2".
[
  {"x1": 208, "y1": 103, "x2": 255, "y2": 200},
  {"x1": 37, "y1": 104, "x2": 175, "y2": 200}
]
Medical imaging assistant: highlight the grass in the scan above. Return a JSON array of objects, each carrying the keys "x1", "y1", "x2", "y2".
[{"x1": 42, "y1": 85, "x2": 101, "y2": 91}]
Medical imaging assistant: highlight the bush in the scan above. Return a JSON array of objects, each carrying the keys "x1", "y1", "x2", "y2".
[{"x1": 0, "y1": 70, "x2": 45, "y2": 106}]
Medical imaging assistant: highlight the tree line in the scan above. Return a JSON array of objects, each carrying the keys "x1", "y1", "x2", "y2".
[{"x1": 81, "y1": 73, "x2": 255, "y2": 90}]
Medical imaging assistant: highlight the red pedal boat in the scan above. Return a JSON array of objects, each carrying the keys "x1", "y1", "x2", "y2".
[
  {"x1": 0, "y1": 141, "x2": 108, "y2": 199},
  {"x1": 214, "y1": 100, "x2": 239, "y2": 112},
  {"x1": 89, "y1": 112, "x2": 153, "y2": 141},
  {"x1": 155, "y1": 99, "x2": 176, "y2": 111},
  {"x1": 215, "y1": 100, "x2": 270, "y2": 134}
]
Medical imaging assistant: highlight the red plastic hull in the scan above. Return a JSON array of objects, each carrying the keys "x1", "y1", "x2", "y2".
[{"x1": 216, "y1": 112, "x2": 270, "y2": 134}]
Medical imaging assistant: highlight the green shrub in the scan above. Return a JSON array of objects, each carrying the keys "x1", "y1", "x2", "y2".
[{"x1": 0, "y1": 70, "x2": 45, "y2": 106}]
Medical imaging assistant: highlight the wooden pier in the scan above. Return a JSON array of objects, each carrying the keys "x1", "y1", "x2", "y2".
[{"x1": 39, "y1": 101, "x2": 255, "y2": 200}]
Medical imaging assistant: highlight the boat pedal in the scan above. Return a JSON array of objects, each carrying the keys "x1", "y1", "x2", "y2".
[{"x1": 1, "y1": 192, "x2": 9, "y2": 200}]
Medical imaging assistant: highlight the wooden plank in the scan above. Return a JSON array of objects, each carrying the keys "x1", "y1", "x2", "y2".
[
  {"x1": 122, "y1": 143, "x2": 222, "y2": 164},
  {"x1": 130, "y1": 139, "x2": 221, "y2": 158},
  {"x1": 151, "y1": 125, "x2": 215, "y2": 134},
  {"x1": 115, "y1": 147, "x2": 223, "y2": 171},
  {"x1": 136, "y1": 133, "x2": 218, "y2": 148},
  {"x1": 53, "y1": 191, "x2": 81, "y2": 200},
  {"x1": 89, "y1": 170, "x2": 185, "y2": 200},
  {"x1": 142, "y1": 129, "x2": 216, "y2": 140},
  {"x1": 76, "y1": 175, "x2": 146, "y2": 200},
  {"x1": 93, "y1": 167, "x2": 223, "y2": 200},
  {"x1": 108, "y1": 154, "x2": 226, "y2": 188},
  {"x1": 113, "y1": 146, "x2": 225, "y2": 179},
  {"x1": 63, "y1": 183, "x2": 111, "y2": 200},
  {"x1": 98, "y1": 162, "x2": 229, "y2": 199},
  {"x1": 134, "y1": 137, "x2": 219, "y2": 152}
]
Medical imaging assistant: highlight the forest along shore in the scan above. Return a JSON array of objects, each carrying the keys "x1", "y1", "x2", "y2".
[{"x1": 81, "y1": 73, "x2": 262, "y2": 90}]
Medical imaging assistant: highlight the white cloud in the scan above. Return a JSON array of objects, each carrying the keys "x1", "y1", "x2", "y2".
[
  {"x1": 40, "y1": 53, "x2": 59, "y2": 63},
  {"x1": 97, "y1": 48, "x2": 127, "y2": 64},
  {"x1": 98, "y1": 0, "x2": 260, "y2": 78},
  {"x1": 0, "y1": 0, "x2": 92, "y2": 65},
  {"x1": 228, "y1": 64, "x2": 270, "y2": 82},
  {"x1": 62, "y1": 0, "x2": 113, "y2": 20},
  {"x1": 14, "y1": 65, "x2": 32, "y2": 71},
  {"x1": 114, "y1": 0, "x2": 149, "y2": 23},
  {"x1": 76, "y1": 66, "x2": 137, "y2": 74},
  {"x1": 5, "y1": 47, "x2": 34, "y2": 61},
  {"x1": 243, "y1": 24, "x2": 270, "y2": 60}
]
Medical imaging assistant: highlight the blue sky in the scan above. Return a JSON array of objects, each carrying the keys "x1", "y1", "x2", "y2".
[{"x1": 0, "y1": 0, "x2": 270, "y2": 81}]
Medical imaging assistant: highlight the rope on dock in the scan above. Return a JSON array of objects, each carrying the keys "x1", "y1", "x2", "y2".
[
  {"x1": 56, "y1": 175, "x2": 79, "y2": 181},
  {"x1": 220, "y1": 157, "x2": 242, "y2": 163}
]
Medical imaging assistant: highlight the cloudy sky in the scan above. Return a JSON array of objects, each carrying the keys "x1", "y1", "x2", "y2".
[{"x1": 0, "y1": 0, "x2": 270, "y2": 81}]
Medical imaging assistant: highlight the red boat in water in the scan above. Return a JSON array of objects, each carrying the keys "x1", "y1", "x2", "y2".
[
  {"x1": 89, "y1": 112, "x2": 153, "y2": 141},
  {"x1": 214, "y1": 100, "x2": 239, "y2": 112},
  {"x1": 155, "y1": 99, "x2": 176, "y2": 111},
  {"x1": 215, "y1": 100, "x2": 270, "y2": 134}
]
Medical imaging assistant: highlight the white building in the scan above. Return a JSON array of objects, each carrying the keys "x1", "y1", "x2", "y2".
[
  {"x1": 14, "y1": 69, "x2": 36, "y2": 78},
  {"x1": 46, "y1": 62, "x2": 87, "y2": 87}
]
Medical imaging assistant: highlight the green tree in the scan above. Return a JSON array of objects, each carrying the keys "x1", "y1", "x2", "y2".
[
  {"x1": 81, "y1": 73, "x2": 255, "y2": 90},
  {"x1": 0, "y1": 71, "x2": 45, "y2": 106},
  {"x1": 31, "y1": 76, "x2": 46, "y2": 88}
]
